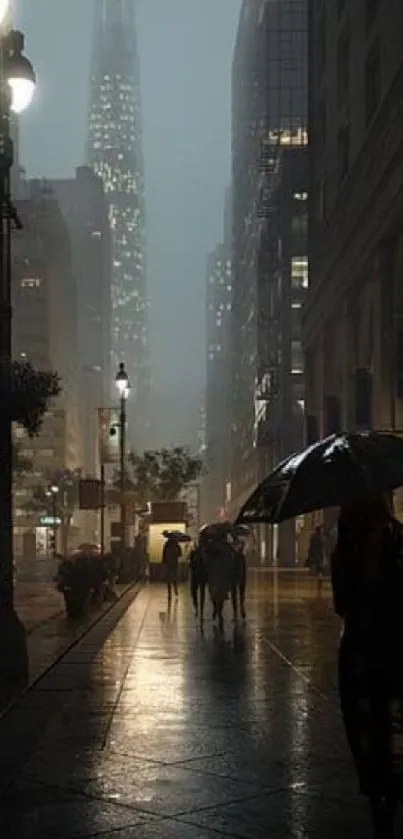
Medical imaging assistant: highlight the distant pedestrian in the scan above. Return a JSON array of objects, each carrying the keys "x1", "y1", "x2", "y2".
[
  {"x1": 307, "y1": 525, "x2": 325, "y2": 594},
  {"x1": 205, "y1": 537, "x2": 234, "y2": 632},
  {"x1": 189, "y1": 543, "x2": 207, "y2": 621},
  {"x1": 162, "y1": 536, "x2": 181, "y2": 600},
  {"x1": 331, "y1": 494, "x2": 403, "y2": 839},
  {"x1": 231, "y1": 541, "x2": 247, "y2": 620}
]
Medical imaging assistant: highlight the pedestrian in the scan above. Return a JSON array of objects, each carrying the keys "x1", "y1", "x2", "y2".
[
  {"x1": 331, "y1": 493, "x2": 403, "y2": 838},
  {"x1": 189, "y1": 542, "x2": 207, "y2": 621},
  {"x1": 205, "y1": 536, "x2": 234, "y2": 632},
  {"x1": 231, "y1": 540, "x2": 247, "y2": 620},
  {"x1": 307, "y1": 525, "x2": 325, "y2": 594},
  {"x1": 162, "y1": 535, "x2": 181, "y2": 600}
]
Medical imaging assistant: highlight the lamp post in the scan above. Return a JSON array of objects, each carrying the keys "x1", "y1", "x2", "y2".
[
  {"x1": 46, "y1": 484, "x2": 59, "y2": 557},
  {"x1": 115, "y1": 362, "x2": 130, "y2": 553},
  {"x1": 0, "y1": 6, "x2": 36, "y2": 679}
]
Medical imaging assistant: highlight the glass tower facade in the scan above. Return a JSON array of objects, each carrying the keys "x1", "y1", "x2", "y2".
[{"x1": 87, "y1": 0, "x2": 150, "y2": 442}]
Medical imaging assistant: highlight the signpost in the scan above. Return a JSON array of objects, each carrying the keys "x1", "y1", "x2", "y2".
[
  {"x1": 96, "y1": 407, "x2": 121, "y2": 555},
  {"x1": 97, "y1": 408, "x2": 120, "y2": 465}
]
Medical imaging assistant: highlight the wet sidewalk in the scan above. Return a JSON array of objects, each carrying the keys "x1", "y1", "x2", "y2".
[{"x1": 0, "y1": 573, "x2": 378, "y2": 837}]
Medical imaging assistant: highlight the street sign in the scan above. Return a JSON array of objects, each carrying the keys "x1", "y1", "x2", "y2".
[
  {"x1": 97, "y1": 407, "x2": 120, "y2": 464},
  {"x1": 79, "y1": 478, "x2": 103, "y2": 510},
  {"x1": 39, "y1": 516, "x2": 61, "y2": 526}
]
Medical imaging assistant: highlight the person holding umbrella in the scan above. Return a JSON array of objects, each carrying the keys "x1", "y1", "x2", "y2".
[
  {"x1": 189, "y1": 540, "x2": 208, "y2": 621},
  {"x1": 162, "y1": 532, "x2": 183, "y2": 600},
  {"x1": 331, "y1": 494, "x2": 403, "y2": 838},
  {"x1": 200, "y1": 524, "x2": 234, "y2": 632},
  {"x1": 236, "y1": 431, "x2": 403, "y2": 838}
]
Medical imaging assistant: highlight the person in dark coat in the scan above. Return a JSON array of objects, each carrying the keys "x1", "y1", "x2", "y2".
[
  {"x1": 162, "y1": 536, "x2": 181, "y2": 599},
  {"x1": 204, "y1": 536, "x2": 234, "y2": 632},
  {"x1": 189, "y1": 542, "x2": 207, "y2": 620},
  {"x1": 331, "y1": 493, "x2": 403, "y2": 838},
  {"x1": 231, "y1": 540, "x2": 247, "y2": 620}
]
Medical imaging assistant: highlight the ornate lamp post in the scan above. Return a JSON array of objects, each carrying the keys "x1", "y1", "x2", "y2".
[
  {"x1": 0, "y1": 2, "x2": 36, "y2": 680},
  {"x1": 115, "y1": 362, "x2": 130, "y2": 553}
]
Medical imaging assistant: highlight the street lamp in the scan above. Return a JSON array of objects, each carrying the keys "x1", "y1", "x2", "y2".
[
  {"x1": 46, "y1": 485, "x2": 59, "y2": 557},
  {"x1": 0, "y1": 16, "x2": 36, "y2": 680},
  {"x1": 115, "y1": 362, "x2": 130, "y2": 552},
  {"x1": 7, "y1": 31, "x2": 36, "y2": 114}
]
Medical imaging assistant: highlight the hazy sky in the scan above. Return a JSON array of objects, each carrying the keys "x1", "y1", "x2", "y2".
[{"x1": 17, "y1": 0, "x2": 241, "y2": 449}]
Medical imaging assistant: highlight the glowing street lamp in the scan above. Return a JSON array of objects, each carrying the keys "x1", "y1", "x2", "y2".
[{"x1": 6, "y1": 30, "x2": 36, "y2": 113}]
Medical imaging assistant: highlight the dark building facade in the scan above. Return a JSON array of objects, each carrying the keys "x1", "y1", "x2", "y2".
[
  {"x1": 229, "y1": 0, "x2": 308, "y2": 555},
  {"x1": 12, "y1": 182, "x2": 82, "y2": 554},
  {"x1": 304, "y1": 1, "x2": 403, "y2": 516},
  {"x1": 256, "y1": 145, "x2": 308, "y2": 562},
  {"x1": 86, "y1": 0, "x2": 150, "y2": 444},
  {"x1": 53, "y1": 166, "x2": 111, "y2": 479}
]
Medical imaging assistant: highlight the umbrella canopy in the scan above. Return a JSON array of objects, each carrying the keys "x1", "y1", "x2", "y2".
[
  {"x1": 236, "y1": 432, "x2": 403, "y2": 525},
  {"x1": 162, "y1": 530, "x2": 191, "y2": 543},
  {"x1": 199, "y1": 521, "x2": 233, "y2": 541}
]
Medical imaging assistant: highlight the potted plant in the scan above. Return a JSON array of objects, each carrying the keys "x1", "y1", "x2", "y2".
[{"x1": 55, "y1": 555, "x2": 93, "y2": 617}]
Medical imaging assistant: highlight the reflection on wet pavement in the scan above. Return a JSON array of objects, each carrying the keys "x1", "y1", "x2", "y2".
[{"x1": 0, "y1": 572, "x2": 378, "y2": 837}]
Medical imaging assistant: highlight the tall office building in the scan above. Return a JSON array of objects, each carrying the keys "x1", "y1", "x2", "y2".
[
  {"x1": 12, "y1": 182, "x2": 82, "y2": 556},
  {"x1": 86, "y1": 0, "x2": 150, "y2": 445},
  {"x1": 304, "y1": 1, "x2": 403, "y2": 520},
  {"x1": 52, "y1": 167, "x2": 111, "y2": 480},
  {"x1": 230, "y1": 0, "x2": 307, "y2": 560}
]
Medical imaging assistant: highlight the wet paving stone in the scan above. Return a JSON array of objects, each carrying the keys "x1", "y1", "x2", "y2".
[{"x1": 0, "y1": 573, "x2": 382, "y2": 837}]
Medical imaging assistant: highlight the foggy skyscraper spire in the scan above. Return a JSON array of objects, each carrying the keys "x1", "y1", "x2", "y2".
[{"x1": 86, "y1": 0, "x2": 150, "y2": 443}]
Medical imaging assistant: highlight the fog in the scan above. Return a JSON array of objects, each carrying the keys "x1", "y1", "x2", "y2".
[{"x1": 17, "y1": 0, "x2": 241, "y2": 450}]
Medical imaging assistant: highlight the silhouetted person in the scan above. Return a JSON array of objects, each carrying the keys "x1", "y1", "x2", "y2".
[
  {"x1": 189, "y1": 543, "x2": 207, "y2": 621},
  {"x1": 331, "y1": 494, "x2": 403, "y2": 838},
  {"x1": 162, "y1": 536, "x2": 181, "y2": 600},
  {"x1": 231, "y1": 541, "x2": 247, "y2": 620},
  {"x1": 205, "y1": 536, "x2": 233, "y2": 632}
]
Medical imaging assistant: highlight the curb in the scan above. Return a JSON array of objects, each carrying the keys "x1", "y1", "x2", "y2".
[{"x1": 0, "y1": 580, "x2": 143, "y2": 724}]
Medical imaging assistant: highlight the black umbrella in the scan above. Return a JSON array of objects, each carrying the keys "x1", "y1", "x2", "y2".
[
  {"x1": 236, "y1": 432, "x2": 403, "y2": 524},
  {"x1": 162, "y1": 530, "x2": 191, "y2": 543},
  {"x1": 199, "y1": 522, "x2": 233, "y2": 540}
]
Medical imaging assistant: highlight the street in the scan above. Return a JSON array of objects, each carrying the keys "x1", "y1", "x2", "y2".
[{"x1": 0, "y1": 572, "x2": 379, "y2": 837}]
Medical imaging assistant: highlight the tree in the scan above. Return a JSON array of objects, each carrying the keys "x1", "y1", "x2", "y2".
[
  {"x1": 118, "y1": 446, "x2": 203, "y2": 507},
  {"x1": 2, "y1": 360, "x2": 61, "y2": 436}
]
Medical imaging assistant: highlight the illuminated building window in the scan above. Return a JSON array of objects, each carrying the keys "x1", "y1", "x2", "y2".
[
  {"x1": 21, "y1": 277, "x2": 42, "y2": 288},
  {"x1": 291, "y1": 256, "x2": 308, "y2": 289},
  {"x1": 291, "y1": 340, "x2": 304, "y2": 375}
]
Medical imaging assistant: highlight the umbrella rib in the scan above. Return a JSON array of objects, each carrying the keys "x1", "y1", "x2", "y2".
[{"x1": 274, "y1": 481, "x2": 292, "y2": 521}]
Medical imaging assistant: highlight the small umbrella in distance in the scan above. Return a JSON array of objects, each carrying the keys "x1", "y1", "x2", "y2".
[
  {"x1": 236, "y1": 431, "x2": 403, "y2": 525},
  {"x1": 162, "y1": 530, "x2": 192, "y2": 543}
]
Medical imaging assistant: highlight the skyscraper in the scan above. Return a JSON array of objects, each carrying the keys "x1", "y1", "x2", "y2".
[
  {"x1": 230, "y1": 0, "x2": 307, "y2": 559},
  {"x1": 86, "y1": 0, "x2": 150, "y2": 445}
]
